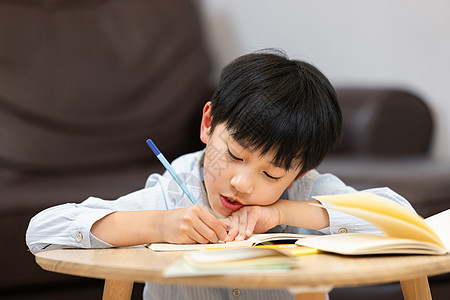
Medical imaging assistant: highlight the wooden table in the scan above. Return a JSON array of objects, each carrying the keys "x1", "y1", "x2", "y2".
[{"x1": 35, "y1": 247, "x2": 450, "y2": 300}]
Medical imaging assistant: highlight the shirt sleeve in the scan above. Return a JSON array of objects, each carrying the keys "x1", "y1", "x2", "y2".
[{"x1": 26, "y1": 174, "x2": 172, "y2": 254}]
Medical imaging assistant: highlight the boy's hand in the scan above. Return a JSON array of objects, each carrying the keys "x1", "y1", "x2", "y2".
[
  {"x1": 162, "y1": 205, "x2": 228, "y2": 244},
  {"x1": 224, "y1": 205, "x2": 280, "y2": 242}
]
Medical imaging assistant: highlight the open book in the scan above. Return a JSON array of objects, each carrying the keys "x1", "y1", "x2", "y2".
[
  {"x1": 295, "y1": 193, "x2": 450, "y2": 255},
  {"x1": 148, "y1": 232, "x2": 310, "y2": 252}
]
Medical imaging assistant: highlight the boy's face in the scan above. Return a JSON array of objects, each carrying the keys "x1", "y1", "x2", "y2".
[{"x1": 200, "y1": 102, "x2": 301, "y2": 217}]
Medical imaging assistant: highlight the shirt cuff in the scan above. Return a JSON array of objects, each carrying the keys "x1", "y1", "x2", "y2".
[
  {"x1": 89, "y1": 232, "x2": 114, "y2": 248},
  {"x1": 318, "y1": 200, "x2": 383, "y2": 235},
  {"x1": 73, "y1": 208, "x2": 116, "y2": 248}
]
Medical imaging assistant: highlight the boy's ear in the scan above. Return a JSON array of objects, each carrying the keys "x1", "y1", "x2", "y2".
[{"x1": 200, "y1": 101, "x2": 213, "y2": 144}]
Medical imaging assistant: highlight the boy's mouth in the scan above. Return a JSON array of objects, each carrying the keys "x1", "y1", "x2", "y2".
[{"x1": 220, "y1": 195, "x2": 243, "y2": 211}]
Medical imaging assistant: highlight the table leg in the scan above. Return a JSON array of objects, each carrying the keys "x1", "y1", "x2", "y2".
[
  {"x1": 102, "y1": 279, "x2": 134, "y2": 300},
  {"x1": 289, "y1": 286, "x2": 331, "y2": 300},
  {"x1": 400, "y1": 276, "x2": 432, "y2": 300},
  {"x1": 294, "y1": 292, "x2": 327, "y2": 300}
]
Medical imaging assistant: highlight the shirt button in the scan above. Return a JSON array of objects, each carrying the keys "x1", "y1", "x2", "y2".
[
  {"x1": 232, "y1": 288, "x2": 240, "y2": 297},
  {"x1": 338, "y1": 228, "x2": 348, "y2": 234},
  {"x1": 75, "y1": 232, "x2": 83, "y2": 243}
]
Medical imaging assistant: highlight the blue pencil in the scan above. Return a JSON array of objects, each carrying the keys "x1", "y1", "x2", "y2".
[{"x1": 146, "y1": 139, "x2": 198, "y2": 205}]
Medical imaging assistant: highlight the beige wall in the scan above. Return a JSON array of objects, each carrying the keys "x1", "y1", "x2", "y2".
[{"x1": 197, "y1": 0, "x2": 450, "y2": 160}]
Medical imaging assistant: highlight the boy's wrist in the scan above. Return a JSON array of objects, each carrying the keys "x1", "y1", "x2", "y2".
[
  {"x1": 272, "y1": 199, "x2": 330, "y2": 229},
  {"x1": 154, "y1": 210, "x2": 170, "y2": 242},
  {"x1": 140, "y1": 210, "x2": 167, "y2": 243},
  {"x1": 273, "y1": 200, "x2": 287, "y2": 226}
]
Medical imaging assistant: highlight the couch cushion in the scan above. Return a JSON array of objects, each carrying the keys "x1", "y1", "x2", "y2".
[{"x1": 0, "y1": 0, "x2": 210, "y2": 171}]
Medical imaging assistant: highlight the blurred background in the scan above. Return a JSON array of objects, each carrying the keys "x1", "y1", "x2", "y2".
[
  {"x1": 1, "y1": 0, "x2": 449, "y2": 299},
  {"x1": 196, "y1": 0, "x2": 450, "y2": 161}
]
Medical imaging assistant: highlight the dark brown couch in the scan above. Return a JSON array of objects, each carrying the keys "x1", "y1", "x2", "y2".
[
  {"x1": 1, "y1": 1, "x2": 449, "y2": 300},
  {"x1": 320, "y1": 88, "x2": 450, "y2": 219},
  {"x1": 0, "y1": 0, "x2": 209, "y2": 299}
]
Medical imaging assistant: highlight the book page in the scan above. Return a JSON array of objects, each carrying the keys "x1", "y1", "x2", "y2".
[
  {"x1": 296, "y1": 233, "x2": 446, "y2": 255},
  {"x1": 314, "y1": 193, "x2": 444, "y2": 247},
  {"x1": 425, "y1": 209, "x2": 450, "y2": 251},
  {"x1": 148, "y1": 240, "x2": 253, "y2": 251},
  {"x1": 324, "y1": 205, "x2": 444, "y2": 247},
  {"x1": 148, "y1": 232, "x2": 310, "y2": 251}
]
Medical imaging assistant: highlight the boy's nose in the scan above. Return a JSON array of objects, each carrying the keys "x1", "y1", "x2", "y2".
[{"x1": 230, "y1": 174, "x2": 253, "y2": 194}]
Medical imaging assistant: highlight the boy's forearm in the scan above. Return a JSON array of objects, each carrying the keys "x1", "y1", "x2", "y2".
[
  {"x1": 275, "y1": 200, "x2": 329, "y2": 230},
  {"x1": 91, "y1": 210, "x2": 166, "y2": 247}
]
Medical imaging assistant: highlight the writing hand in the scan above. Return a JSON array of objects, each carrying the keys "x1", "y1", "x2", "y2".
[{"x1": 162, "y1": 205, "x2": 228, "y2": 244}]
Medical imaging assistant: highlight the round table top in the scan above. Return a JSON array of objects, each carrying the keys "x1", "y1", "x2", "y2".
[{"x1": 36, "y1": 247, "x2": 450, "y2": 289}]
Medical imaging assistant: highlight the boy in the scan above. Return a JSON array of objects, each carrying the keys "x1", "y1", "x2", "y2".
[{"x1": 26, "y1": 50, "x2": 414, "y2": 299}]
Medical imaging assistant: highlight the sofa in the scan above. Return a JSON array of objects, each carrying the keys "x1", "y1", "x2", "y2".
[
  {"x1": 0, "y1": 0, "x2": 209, "y2": 299},
  {"x1": 1, "y1": 1, "x2": 449, "y2": 300}
]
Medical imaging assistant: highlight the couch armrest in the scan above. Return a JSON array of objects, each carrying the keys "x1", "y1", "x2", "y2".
[{"x1": 332, "y1": 88, "x2": 433, "y2": 157}]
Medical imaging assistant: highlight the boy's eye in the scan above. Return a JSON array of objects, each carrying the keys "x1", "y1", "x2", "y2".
[
  {"x1": 264, "y1": 171, "x2": 282, "y2": 181},
  {"x1": 227, "y1": 149, "x2": 243, "y2": 161}
]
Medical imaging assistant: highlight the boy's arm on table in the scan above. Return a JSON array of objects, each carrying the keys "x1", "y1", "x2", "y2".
[
  {"x1": 26, "y1": 199, "x2": 117, "y2": 254},
  {"x1": 224, "y1": 201, "x2": 329, "y2": 242},
  {"x1": 275, "y1": 188, "x2": 411, "y2": 234},
  {"x1": 225, "y1": 171, "x2": 416, "y2": 241},
  {"x1": 91, "y1": 206, "x2": 227, "y2": 247},
  {"x1": 290, "y1": 171, "x2": 416, "y2": 235},
  {"x1": 25, "y1": 187, "x2": 166, "y2": 254},
  {"x1": 26, "y1": 174, "x2": 227, "y2": 254}
]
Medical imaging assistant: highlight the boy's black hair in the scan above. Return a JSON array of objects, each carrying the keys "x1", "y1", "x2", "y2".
[{"x1": 210, "y1": 49, "x2": 342, "y2": 176}]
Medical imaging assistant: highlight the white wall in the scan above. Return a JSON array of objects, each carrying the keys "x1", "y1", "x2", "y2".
[{"x1": 196, "y1": 0, "x2": 450, "y2": 160}]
